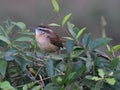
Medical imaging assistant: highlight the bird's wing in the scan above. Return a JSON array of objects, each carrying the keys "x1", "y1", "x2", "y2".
[{"x1": 48, "y1": 32, "x2": 63, "y2": 48}]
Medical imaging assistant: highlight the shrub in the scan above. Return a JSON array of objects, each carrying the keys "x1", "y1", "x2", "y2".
[{"x1": 0, "y1": 0, "x2": 120, "y2": 90}]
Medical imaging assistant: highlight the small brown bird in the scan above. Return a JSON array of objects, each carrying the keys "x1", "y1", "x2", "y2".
[{"x1": 31, "y1": 25, "x2": 63, "y2": 53}]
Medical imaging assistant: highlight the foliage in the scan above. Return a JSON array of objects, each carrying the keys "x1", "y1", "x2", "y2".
[{"x1": 0, "y1": 1, "x2": 120, "y2": 90}]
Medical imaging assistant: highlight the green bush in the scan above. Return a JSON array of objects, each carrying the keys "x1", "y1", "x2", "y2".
[{"x1": 0, "y1": 0, "x2": 120, "y2": 90}]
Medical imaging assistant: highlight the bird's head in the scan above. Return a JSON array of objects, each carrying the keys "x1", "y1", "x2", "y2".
[{"x1": 30, "y1": 25, "x2": 52, "y2": 35}]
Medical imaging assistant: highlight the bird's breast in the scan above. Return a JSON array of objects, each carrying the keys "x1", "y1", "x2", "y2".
[{"x1": 35, "y1": 35, "x2": 59, "y2": 52}]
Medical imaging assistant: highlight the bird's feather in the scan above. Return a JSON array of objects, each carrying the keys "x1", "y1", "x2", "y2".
[{"x1": 47, "y1": 31, "x2": 63, "y2": 48}]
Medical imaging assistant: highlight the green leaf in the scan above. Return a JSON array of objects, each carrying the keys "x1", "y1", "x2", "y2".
[
  {"x1": 55, "y1": 76, "x2": 63, "y2": 85},
  {"x1": 110, "y1": 45, "x2": 120, "y2": 54},
  {"x1": 51, "y1": 0, "x2": 59, "y2": 12},
  {"x1": 67, "y1": 22, "x2": 76, "y2": 38},
  {"x1": 76, "y1": 27, "x2": 86, "y2": 39},
  {"x1": 44, "y1": 83, "x2": 60, "y2": 90},
  {"x1": 106, "y1": 78, "x2": 116, "y2": 85},
  {"x1": 106, "y1": 44, "x2": 111, "y2": 53},
  {"x1": 74, "y1": 65, "x2": 86, "y2": 78},
  {"x1": 0, "y1": 60, "x2": 7, "y2": 78},
  {"x1": 0, "y1": 35, "x2": 11, "y2": 44},
  {"x1": 0, "y1": 81, "x2": 16, "y2": 90},
  {"x1": 5, "y1": 19, "x2": 12, "y2": 27},
  {"x1": 17, "y1": 22, "x2": 26, "y2": 30},
  {"x1": 92, "y1": 76, "x2": 102, "y2": 81},
  {"x1": 0, "y1": 41, "x2": 5, "y2": 47},
  {"x1": 56, "y1": 62, "x2": 67, "y2": 73},
  {"x1": 85, "y1": 75, "x2": 93, "y2": 79},
  {"x1": 46, "y1": 59, "x2": 54, "y2": 77},
  {"x1": 88, "y1": 38, "x2": 112, "y2": 51},
  {"x1": 15, "y1": 55, "x2": 31, "y2": 71},
  {"x1": 48, "y1": 54, "x2": 63, "y2": 60},
  {"x1": 110, "y1": 58, "x2": 119, "y2": 70},
  {"x1": 16, "y1": 22, "x2": 26, "y2": 30},
  {"x1": 48, "y1": 23, "x2": 60, "y2": 26},
  {"x1": 66, "y1": 39, "x2": 74, "y2": 53},
  {"x1": 71, "y1": 46, "x2": 84, "y2": 58},
  {"x1": 93, "y1": 81, "x2": 103, "y2": 90},
  {"x1": 0, "y1": 25, "x2": 9, "y2": 39},
  {"x1": 14, "y1": 37, "x2": 33, "y2": 42},
  {"x1": 65, "y1": 72, "x2": 76, "y2": 84},
  {"x1": 23, "y1": 82, "x2": 36, "y2": 90},
  {"x1": 32, "y1": 85, "x2": 41, "y2": 90},
  {"x1": 5, "y1": 19, "x2": 14, "y2": 34},
  {"x1": 23, "y1": 85, "x2": 27, "y2": 90},
  {"x1": 62, "y1": 13, "x2": 72, "y2": 26},
  {"x1": 86, "y1": 51, "x2": 93, "y2": 72},
  {"x1": 82, "y1": 33, "x2": 91, "y2": 48},
  {"x1": 4, "y1": 49, "x2": 16, "y2": 61},
  {"x1": 98, "y1": 69, "x2": 104, "y2": 78},
  {"x1": 6, "y1": 25, "x2": 14, "y2": 35},
  {"x1": 113, "y1": 71, "x2": 120, "y2": 77}
]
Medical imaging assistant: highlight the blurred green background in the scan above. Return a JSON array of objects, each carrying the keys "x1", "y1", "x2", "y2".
[{"x1": 0, "y1": 0, "x2": 120, "y2": 45}]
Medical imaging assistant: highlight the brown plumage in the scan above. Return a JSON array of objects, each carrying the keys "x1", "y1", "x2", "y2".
[{"x1": 34, "y1": 25, "x2": 63, "y2": 52}]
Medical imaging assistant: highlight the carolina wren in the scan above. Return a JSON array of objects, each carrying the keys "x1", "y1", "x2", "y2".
[{"x1": 31, "y1": 25, "x2": 63, "y2": 52}]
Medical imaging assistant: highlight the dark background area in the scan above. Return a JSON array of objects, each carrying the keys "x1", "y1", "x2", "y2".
[{"x1": 0, "y1": 0, "x2": 120, "y2": 45}]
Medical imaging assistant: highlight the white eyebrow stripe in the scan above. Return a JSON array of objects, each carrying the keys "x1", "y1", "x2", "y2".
[{"x1": 37, "y1": 27, "x2": 51, "y2": 31}]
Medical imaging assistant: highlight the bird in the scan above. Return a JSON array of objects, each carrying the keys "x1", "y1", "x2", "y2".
[{"x1": 31, "y1": 25, "x2": 63, "y2": 53}]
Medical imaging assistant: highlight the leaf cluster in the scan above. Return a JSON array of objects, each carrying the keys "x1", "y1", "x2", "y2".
[{"x1": 0, "y1": 19, "x2": 120, "y2": 90}]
